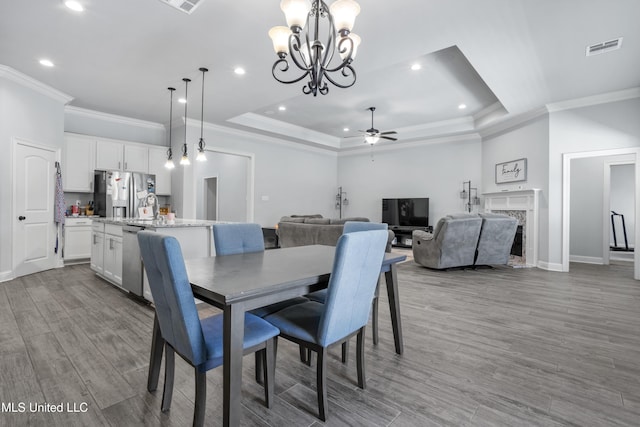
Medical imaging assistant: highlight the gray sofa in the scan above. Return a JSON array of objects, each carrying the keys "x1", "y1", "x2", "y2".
[
  {"x1": 412, "y1": 213, "x2": 483, "y2": 269},
  {"x1": 412, "y1": 212, "x2": 517, "y2": 269},
  {"x1": 277, "y1": 215, "x2": 395, "y2": 252}
]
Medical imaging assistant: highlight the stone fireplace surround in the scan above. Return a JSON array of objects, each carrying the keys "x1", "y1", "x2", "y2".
[{"x1": 482, "y1": 189, "x2": 540, "y2": 267}]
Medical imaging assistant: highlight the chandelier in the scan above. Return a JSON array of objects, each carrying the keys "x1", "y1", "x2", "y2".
[{"x1": 268, "y1": 0, "x2": 361, "y2": 96}]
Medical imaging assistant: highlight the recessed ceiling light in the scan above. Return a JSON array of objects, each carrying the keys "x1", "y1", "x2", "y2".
[
  {"x1": 234, "y1": 67, "x2": 246, "y2": 75},
  {"x1": 178, "y1": 98, "x2": 187, "y2": 104},
  {"x1": 278, "y1": 106, "x2": 286, "y2": 111},
  {"x1": 458, "y1": 103, "x2": 467, "y2": 110},
  {"x1": 39, "y1": 59, "x2": 54, "y2": 67},
  {"x1": 64, "y1": 1, "x2": 84, "y2": 12},
  {"x1": 343, "y1": 127, "x2": 350, "y2": 132},
  {"x1": 411, "y1": 63, "x2": 421, "y2": 71}
]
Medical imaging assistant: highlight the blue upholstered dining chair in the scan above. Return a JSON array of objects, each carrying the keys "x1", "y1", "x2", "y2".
[
  {"x1": 306, "y1": 221, "x2": 389, "y2": 362},
  {"x1": 212, "y1": 223, "x2": 309, "y2": 380},
  {"x1": 264, "y1": 229, "x2": 388, "y2": 421},
  {"x1": 137, "y1": 231, "x2": 280, "y2": 427}
]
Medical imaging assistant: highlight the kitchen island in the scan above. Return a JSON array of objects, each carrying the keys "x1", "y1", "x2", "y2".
[{"x1": 90, "y1": 218, "x2": 220, "y2": 301}]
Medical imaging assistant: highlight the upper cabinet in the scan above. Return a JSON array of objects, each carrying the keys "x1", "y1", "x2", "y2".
[
  {"x1": 95, "y1": 140, "x2": 124, "y2": 171},
  {"x1": 95, "y1": 140, "x2": 149, "y2": 173},
  {"x1": 64, "y1": 133, "x2": 170, "y2": 196},
  {"x1": 124, "y1": 145, "x2": 149, "y2": 173},
  {"x1": 148, "y1": 147, "x2": 172, "y2": 195},
  {"x1": 63, "y1": 134, "x2": 96, "y2": 192}
]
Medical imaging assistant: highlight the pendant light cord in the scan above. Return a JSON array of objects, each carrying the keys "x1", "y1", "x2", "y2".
[
  {"x1": 183, "y1": 78, "x2": 190, "y2": 158},
  {"x1": 168, "y1": 87, "x2": 175, "y2": 156},
  {"x1": 199, "y1": 68, "x2": 208, "y2": 142}
]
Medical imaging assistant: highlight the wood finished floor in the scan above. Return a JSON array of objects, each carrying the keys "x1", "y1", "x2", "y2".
[{"x1": 1, "y1": 259, "x2": 639, "y2": 426}]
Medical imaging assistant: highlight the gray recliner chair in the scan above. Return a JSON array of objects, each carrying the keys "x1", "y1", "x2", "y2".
[
  {"x1": 412, "y1": 213, "x2": 483, "y2": 269},
  {"x1": 474, "y1": 213, "x2": 518, "y2": 266}
]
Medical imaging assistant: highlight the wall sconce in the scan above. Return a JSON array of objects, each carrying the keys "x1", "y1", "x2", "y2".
[
  {"x1": 460, "y1": 180, "x2": 480, "y2": 212},
  {"x1": 335, "y1": 186, "x2": 349, "y2": 218}
]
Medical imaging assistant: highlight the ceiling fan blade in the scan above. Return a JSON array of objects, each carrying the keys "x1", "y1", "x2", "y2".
[
  {"x1": 381, "y1": 136, "x2": 398, "y2": 141},
  {"x1": 343, "y1": 135, "x2": 365, "y2": 139},
  {"x1": 380, "y1": 131, "x2": 397, "y2": 135}
]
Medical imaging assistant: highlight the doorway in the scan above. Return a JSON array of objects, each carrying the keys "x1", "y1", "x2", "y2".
[
  {"x1": 204, "y1": 177, "x2": 218, "y2": 221},
  {"x1": 606, "y1": 162, "x2": 635, "y2": 262},
  {"x1": 563, "y1": 147, "x2": 640, "y2": 280},
  {"x1": 13, "y1": 139, "x2": 60, "y2": 278}
]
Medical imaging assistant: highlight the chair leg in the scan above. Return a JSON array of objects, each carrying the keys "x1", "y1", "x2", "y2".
[
  {"x1": 193, "y1": 369, "x2": 207, "y2": 427},
  {"x1": 161, "y1": 343, "x2": 175, "y2": 412},
  {"x1": 372, "y1": 296, "x2": 379, "y2": 345},
  {"x1": 341, "y1": 340, "x2": 349, "y2": 364},
  {"x1": 255, "y1": 351, "x2": 263, "y2": 385},
  {"x1": 263, "y1": 338, "x2": 276, "y2": 408},
  {"x1": 300, "y1": 345, "x2": 312, "y2": 366},
  {"x1": 316, "y1": 347, "x2": 328, "y2": 422},
  {"x1": 356, "y1": 327, "x2": 366, "y2": 389}
]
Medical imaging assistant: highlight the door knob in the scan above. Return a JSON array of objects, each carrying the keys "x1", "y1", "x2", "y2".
[{"x1": 18, "y1": 216, "x2": 26, "y2": 221}]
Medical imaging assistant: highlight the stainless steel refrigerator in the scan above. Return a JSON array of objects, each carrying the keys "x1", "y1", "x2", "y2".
[{"x1": 93, "y1": 170, "x2": 157, "y2": 218}]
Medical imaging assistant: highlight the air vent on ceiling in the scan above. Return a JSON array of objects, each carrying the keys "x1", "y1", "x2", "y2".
[
  {"x1": 586, "y1": 37, "x2": 623, "y2": 56},
  {"x1": 159, "y1": 0, "x2": 203, "y2": 14}
]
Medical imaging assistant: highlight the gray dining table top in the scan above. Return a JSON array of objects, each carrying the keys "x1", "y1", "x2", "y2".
[{"x1": 184, "y1": 245, "x2": 406, "y2": 306}]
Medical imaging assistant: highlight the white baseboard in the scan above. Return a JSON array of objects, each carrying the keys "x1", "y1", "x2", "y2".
[
  {"x1": 570, "y1": 255, "x2": 604, "y2": 265},
  {"x1": 537, "y1": 261, "x2": 564, "y2": 272},
  {"x1": 0, "y1": 270, "x2": 14, "y2": 283}
]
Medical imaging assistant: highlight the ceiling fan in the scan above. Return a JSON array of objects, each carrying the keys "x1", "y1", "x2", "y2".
[{"x1": 347, "y1": 107, "x2": 398, "y2": 145}]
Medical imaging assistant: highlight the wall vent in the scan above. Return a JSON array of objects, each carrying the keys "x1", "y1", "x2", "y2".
[
  {"x1": 159, "y1": 0, "x2": 203, "y2": 15},
  {"x1": 586, "y1": 37, "x2": 623, "y2": 56}
]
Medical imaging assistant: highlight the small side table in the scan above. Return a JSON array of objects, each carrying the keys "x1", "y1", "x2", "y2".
[{"x1": 262, "y1": 227, "x2": 279, "y2": 249}]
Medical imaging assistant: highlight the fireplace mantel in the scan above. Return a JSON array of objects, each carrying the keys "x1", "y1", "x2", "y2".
[{"x1": 482, "y1": 189, "x2": 540, "y2": 267}]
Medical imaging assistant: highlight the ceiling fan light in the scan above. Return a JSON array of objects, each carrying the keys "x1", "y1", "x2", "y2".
[
  {"x1": 339, "y1": 33, "x2": 360, "y2": 60},
  {"x1": 269, "y1": 26, "x2": 292, "y2": 55},
  {"x1": 280, "y1": 0, "x2": 311, "y2": 30},
  {"x1": 329, "y1": 0, "x2": 360, "y2": 34},
  {"x1": 365, "y1": 134, "x2": 380, "y2": 144}
]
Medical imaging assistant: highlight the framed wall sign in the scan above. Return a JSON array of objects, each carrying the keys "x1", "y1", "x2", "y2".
[{"x1": 495, "y1": 158, "x2": 527, "y2": 184}]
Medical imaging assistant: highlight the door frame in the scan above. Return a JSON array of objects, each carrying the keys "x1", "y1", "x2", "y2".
[
  {"x1": 203, "y1": 175, "x2": 219, "y2": 221},
  {"x1": 562, "y1": 147, "x2": 640, "y2": 280},
  {"x1": 12, "y1": 137, "x2": 63, "y2": 279},
  {"x1": 602, "y1": 159, "x2": 635, "y2": 265},
  {"x1": 194, "y1": 145, "x2": 255, "y2": 222}
]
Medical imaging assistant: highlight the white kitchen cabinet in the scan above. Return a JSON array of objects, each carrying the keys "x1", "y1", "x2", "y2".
[
  {"x1": 148, "y1": 146, "x2": 171, "y2": 195},
  {"x1": 64, "y1": 218, "x2": 93, "y2": 261},
  {"x1": 63, "y1": 135, "x2": 96, "y2": 192},
  {"x1": 102, "y1": 224, "x2": 123, "y2": 287},
  {"x1": 124, "y1": 145, "x2": 149, "y2": 173},
  {"x1": 90, "y1": 222, "x2": 105, "y2": 274},
  {"x1": 96, "y1": 140, "x2": 124, "y2": 171}
]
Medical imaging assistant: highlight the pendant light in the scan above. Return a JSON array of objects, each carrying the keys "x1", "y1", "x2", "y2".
[
  {"x1": 196, "y1": 67, "x2": 208, "y2": 161},
  {"x1": 180, "y1": 77, "x2": 191, "y2": 166},
  {"x1": 164, "y1": 87, "x2": 176, "y2": 169}
]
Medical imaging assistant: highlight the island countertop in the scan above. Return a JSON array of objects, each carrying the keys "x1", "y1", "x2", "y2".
[{"x1": 92, "y1": 217, "x2": 224, "y2": 229}]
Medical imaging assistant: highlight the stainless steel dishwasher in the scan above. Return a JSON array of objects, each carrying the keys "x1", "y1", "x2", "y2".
[{"x1": 122, "y1": 224, "x2": 146, "y2": 296}]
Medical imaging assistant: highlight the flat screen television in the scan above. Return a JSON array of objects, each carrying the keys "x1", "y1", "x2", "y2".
[{"x1": 382, "y1": 198, "x2": 429, "y2": 227}]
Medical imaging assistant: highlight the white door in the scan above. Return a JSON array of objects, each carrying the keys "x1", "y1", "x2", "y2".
[{"x1": 13, "y1": 141, "x2": 58, "y2": 277}]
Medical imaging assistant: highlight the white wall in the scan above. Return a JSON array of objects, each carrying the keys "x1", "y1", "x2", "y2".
[
  {"x1": 481, "y1": 114, "x2": 550, "y2": 262},
  {"x1": 172, "y1": 121, "x2": 338, "y2": 227},
  {"x1": 64, "y1": 108, "x2": 166, "y2": 146},
  {"x1": 337, "y1": 136, "x2": 482, "y2": 225},
  {"x1": 0, "y1": 77, "x2": 66, "y2": 279},
  {"x1": 549, "y1": 97, "x2": 640, "y2": 267}
]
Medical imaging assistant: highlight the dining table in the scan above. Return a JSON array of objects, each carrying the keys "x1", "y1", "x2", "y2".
[{"x1": 146, "y1": 244, "x2": 407, "y2": 426}]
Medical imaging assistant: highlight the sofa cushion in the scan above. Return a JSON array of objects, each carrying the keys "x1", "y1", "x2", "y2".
[
  {"x1": 279, "y1": 216, "x2": 306, "y2": 223},
  {"x1": 329, "y1": 217, "x2": 370, "y2": 225},
  {"x1": 305, "y1": 218, "x2": 331, "y2": 225}
]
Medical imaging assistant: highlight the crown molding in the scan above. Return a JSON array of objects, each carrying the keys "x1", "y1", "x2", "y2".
[
  {"x1": 0, "y1": 64, "x2": 73, "y2": 104},
  {"x1": 65, "y1": 105, "x2": 165, "y2": 130},
  {"x1": 546, "y1": 87, "x2": 640, "y2": 112},
  {"x1": 478, "y1": 107, "x2": 549, "y2": 139},
  {"x1": 227, "y1": 112, "x2": 341, "y2": 149},
  {"x1": 183, "y1": 117, "x2": 338, "y2": 157},
  {"x1": 338, "y1": 133, "x2": 481, "y2": 157}
]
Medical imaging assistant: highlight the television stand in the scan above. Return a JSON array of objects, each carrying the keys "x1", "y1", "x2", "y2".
[{"x1": 389, "y1": 225, "x2": 432, "y2": 248}]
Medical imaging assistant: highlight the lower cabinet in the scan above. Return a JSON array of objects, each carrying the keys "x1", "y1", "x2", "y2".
[
  {"x1": 91, "y1": 222, "x2": 123, "y2": 288},
  {"x1": 64, "y1": 218, "x2": 93, "y2": 261}
]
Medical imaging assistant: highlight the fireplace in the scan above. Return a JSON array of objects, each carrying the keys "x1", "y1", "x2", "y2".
[
  {"x1": 482, "y1": 189, "x2": 540, "y2": 267},
  {"x1": 511, "y1": 225, "x2": 524, "y2": 256}
]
